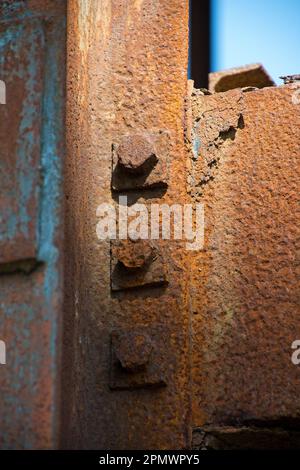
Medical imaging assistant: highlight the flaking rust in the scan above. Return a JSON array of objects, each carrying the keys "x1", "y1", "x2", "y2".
[{"x1": 190, "y1": 82, "x2": 300, "y2": 429}]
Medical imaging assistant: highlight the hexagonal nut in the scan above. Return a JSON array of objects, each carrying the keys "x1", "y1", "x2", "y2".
[
  {"x1": 111, "y1": 330, "x2": 153, "y2": 372},
  {"x1": 117, "y1": 134, "x2": 158, "y2": 174},
  {"x1": 113, "y1": 239, "x2": 155, "y2": 270}
]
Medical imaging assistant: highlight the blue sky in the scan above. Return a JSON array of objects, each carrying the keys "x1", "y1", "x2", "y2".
[{"x1": 211, "y1": 0, "x2": 300, "y2": 84}]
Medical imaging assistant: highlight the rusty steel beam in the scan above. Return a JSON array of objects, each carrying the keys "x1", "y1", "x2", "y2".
[
  {"x1": 188, "y1": 82, "x2": 300, "y2": 434},
  {"x1": 62, "y1": 0, "x2": 191, "y2": 449}
]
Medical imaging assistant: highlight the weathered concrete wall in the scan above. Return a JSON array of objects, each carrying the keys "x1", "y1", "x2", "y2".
[
  {"x1": 0, "y1": 1, "x2": 66, "y2": 449},
  {"x1": 188, "y1": 83, "x2": 300, "y2": 439},
  {"x1": 63, "y1": 0, "x2": 191, "y2": 449}
]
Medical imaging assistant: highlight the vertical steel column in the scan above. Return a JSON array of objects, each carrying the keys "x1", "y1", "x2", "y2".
[{"x1": 63, "y1": 0, "x2": 191, "y2": 449}]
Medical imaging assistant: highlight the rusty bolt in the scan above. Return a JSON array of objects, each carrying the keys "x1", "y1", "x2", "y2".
[
  {"x1": 114, "y1": 239, "x2": 155, "y2": 270},
  {"x1": 112, "y1": 330, "x2": 153, "y2": 372},
  {"x1": 117, "y1": 134, "x2": 158, "y2": 174}
]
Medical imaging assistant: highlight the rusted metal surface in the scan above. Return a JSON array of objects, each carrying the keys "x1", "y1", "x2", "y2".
[
  {"x1": 0, "y1": 1, "x2": 66, "y2": 449},
  {"x1": 209, "y1": 63, "x2": 275, "y2": 93},
  {"x1": 63, "y1": 0, "x2": 190, "y2": 450},
  {"x1": 189, "y1": 84, "x2": 300, "y2": 429},
  {"x1": 2, "y1": 0, "x2": 299, "y2": 451},
  {"x1": 192, "y1": 426, "x2": 300, "y2": 450}
]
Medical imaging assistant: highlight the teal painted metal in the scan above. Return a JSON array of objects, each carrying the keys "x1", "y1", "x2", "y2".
[
  {"x1": 0, "y1": 20, "x2": 44, "y2": 264},
  {"x1": 0, "y1": 1, "x2": 66, "y2": 449}
]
